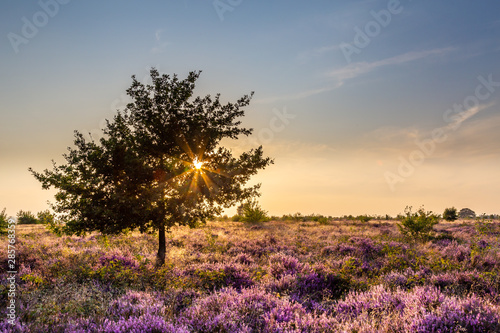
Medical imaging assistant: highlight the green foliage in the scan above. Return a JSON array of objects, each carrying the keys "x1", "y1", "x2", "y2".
[
  {"x1": 204, "y1": 228, "x2": 220, "y2": 252},
  {"x1": 459, "y1": 208, "x2": 476, "y2": 219},
  {"x1": 0, "y1": 208, "x2": 8, "y2": 234},
  {"x1": 357, "y1": 215, "x2": 372, "y2": 223},
  {"x1": 215, "y1": 214, "x2": 230, "y2": 222},
  {"x1": 29, "y1": 68, "x2": 273, "y2": 265},
  {"x1": 309, "y1": 214, "x2": 329, "y2": 225},
  {"x1": 443, "y1": 207, "x2": 458, "y2": 222},
  {"x1": 17, "y1": 210, "x2": 39, "y2": 224},
  {"x1": 231, "y1": 215, "x2": 242, "y2": 222},
  {"x1": 474, "y1": 216, "x2": 495, "y2": 235},
  {"x1": 193, "y1": 268, "x2": 226, "y2": 290},
  {"x1": 37, "y1": 210, "x2": 54, "y2": 224},
  {"x1": 398, "y1": 206, "x2": 439, "y2": 241},
  {"x1": 241, "y1": 200, "x2": 269, "y2": 223},
  {"x1": 317, "y1": 216, "x2": 329, "y2": 225},
  {"x1": 37, "y1": 210, "x2": 63, "y2": 236},
  {"x1": 21, "y1": 273, "x2": 44, "y2": 286}
]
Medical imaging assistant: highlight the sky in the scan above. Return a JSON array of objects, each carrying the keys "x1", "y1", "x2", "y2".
[{"x1": 1, "y1": 0, "x2": 499, "y2": 218}]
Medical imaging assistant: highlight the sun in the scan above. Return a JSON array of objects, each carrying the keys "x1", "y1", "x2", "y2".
[{"x1": 193, "y1": 158, "x2": 203, "y2": 170}]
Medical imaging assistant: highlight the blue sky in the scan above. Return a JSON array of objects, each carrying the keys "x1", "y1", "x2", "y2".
[{"x1": 1, "y1": 0, "x2": 499, "y2": 217}]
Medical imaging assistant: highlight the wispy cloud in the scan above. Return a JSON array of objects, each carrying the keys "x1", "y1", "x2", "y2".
[
  {"x1": 360, "y1": 103, "x2": 496, "y2": 159},
  {"x1": 328, "y1": 47, "x2": 455, "y2": 84},
  {"x1": 261, "y1": 48, "x2": 454, "y2": 104},
  {"x1": 151, "y1": 29, "x2": 169, "y2": 54},
  {"x1": 297, "y1": 44, "x2": 341, "y2": 63},
  {"x1": 440, "y1": 103, "x2": 492, "y2": 132},
  {"x1": 254, "y1": 83, "x2": 343, "y2": 104}
]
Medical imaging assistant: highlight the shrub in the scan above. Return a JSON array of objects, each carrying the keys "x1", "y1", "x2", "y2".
[
  {"x1": 310, "y1": 214, "x2": 329, "y2": 224},
  {"x1": 17, "y1": 210, "x2": 39, "y2": 224},
  {"x1": 442, "y1": 207, "x2": 458, "y2": 222},
  {"x1": 241, "y1": 200, "x2": 269, "y2": 223},
  {"x1": 37, "y1": 210, "x2": 64, "y2": 236},
  {"x1": 184, "y1": 262, "x2": 253, "y2": 291},
  {"x1": 333, "y1": 285, "x2": 500, "y2": 332},
  {"x1": 357, "y1": 215, "x2": 371, "y2": 223},
  {"x1": 317, "y1": 216, "x2": 329, "y2": 225},
  {"x1": 268, "y1": 253, "x2": 303, "y2": 279},
  {"x1": 398, "y1": 206, "x2": 438, "y2": 241},
  {"x1": 0, "y1": 208, "x2": 8, "y2": 234}
]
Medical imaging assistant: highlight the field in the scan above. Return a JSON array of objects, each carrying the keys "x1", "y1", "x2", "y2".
[{"x1": 1, "y1": 218, "x2": 500, "y2": 332}]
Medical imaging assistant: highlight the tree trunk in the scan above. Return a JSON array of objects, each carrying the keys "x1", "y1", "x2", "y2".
[{"x1": 156, "y1": 223, "x2": 166, "y2": 266}]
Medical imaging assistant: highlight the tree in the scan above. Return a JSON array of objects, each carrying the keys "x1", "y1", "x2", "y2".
[
  {"x1": 0, "y1": 208, "x2": 8, "y2": 234},
  {"x1": 30, "y1": 69, "x2": 273, "y2": 265},
  {"x1": 398, "y1": 206, "x2": 439, "y2": 241},
  {"x1": 17, "y1": 210, "x2": 38, "y2": 224},
  {"x1": 459, "y1": 208, "x2": 476, "y2": 219},
  {"x1": 443, "y1": 207, "x2": 458, "y2": 222}
]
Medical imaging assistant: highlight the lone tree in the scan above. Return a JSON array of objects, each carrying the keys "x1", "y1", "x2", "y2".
[
  {"x1": 459, "y1": 208, "x2": 476, "y2": 219},
  {"x1": 443, "y1": 207, "x2": 458, "y2": 222},
  {"x1": 30, "y1": 69, "x2": 273, "y2": 265}
]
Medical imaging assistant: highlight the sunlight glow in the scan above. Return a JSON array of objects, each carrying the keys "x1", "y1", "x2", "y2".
[{"x1": 193, "y1": 158, "x2": 203, "y2": 170}]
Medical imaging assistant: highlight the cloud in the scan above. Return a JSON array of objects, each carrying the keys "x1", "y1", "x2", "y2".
[
  {"x1": 359, "y1": 103, "x2": 498, "y2": 160},
  {"x1": 151, "y1": 29, "x2": 169, "y2": 54},
  {"x1": 438, "y1": 106, "x2": 500, "y2": 158},
  {"x1": 262, "y1": 48, "x2": 454, "y2": 105},
  {"x1": 155, "y1": 29, "x2": 163, "y2": 41},
  {"x1": 254, "y1": 84, "x2": 343, "y2": 104},
  {"x1": 327, "y1": 47, "x2": 455, "y2": 84},
  {"x1": 439, "y1": 103, "x2": 492, "y2": 133},
  {"x1": 297, "y1": 44, "x2": 341, "y2": 62}
]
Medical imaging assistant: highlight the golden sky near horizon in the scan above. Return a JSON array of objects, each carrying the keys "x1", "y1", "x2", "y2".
[{"x1": 1, "y1": 1, "x2": 499, "y2": 218}]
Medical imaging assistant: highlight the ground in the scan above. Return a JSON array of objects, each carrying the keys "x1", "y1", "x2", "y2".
[{"x1": 1, "y1": 218, "x2": 499, "y2": 332}]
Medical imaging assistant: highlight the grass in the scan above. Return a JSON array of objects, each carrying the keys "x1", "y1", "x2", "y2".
[{"x1": 1, "y1": 218, "x2": 499, "y2": 332}]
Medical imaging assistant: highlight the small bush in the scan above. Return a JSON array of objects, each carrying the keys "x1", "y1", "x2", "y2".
[
  {"x1": 17, "y1": 210, "x2": 39, "y2": 224},
  {"x1": 310, "y1": 214, "x2": 329, "y2": 225},
  {"x1": 0, "y1": 208, "x2": 8, "y2": 234},
  {"x1": 241, "y1": 200, "x2": 269, "y2": 223},
  {"x1": 443, "y1": 207, "x2": 458, "y2": 222},
  {"x1": 357, "y1": 215, "x2": 372, "y2": 223},
  {"x1": 37, "y1": 210, "x2": 64, "y2": 236},
  {"x1": 398, "y1": 206, "x2": 439, "y2": 241},
  {"x1": 317, "y1": 216, "x2": 329, "y2": 225}
]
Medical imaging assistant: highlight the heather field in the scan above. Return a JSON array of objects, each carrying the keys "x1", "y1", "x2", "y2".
[{"x1": 2, "y1": 218, "x2": 500, "y2": 332}]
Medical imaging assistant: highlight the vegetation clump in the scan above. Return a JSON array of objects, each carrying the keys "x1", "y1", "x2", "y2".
[
  {"x1": 398, "y1": 206, "x2": 439, "y2": 241},
  {"x1": 443, "y1": 207, "x2": 458, "y2": 222},
  {"x1": 16, "y1": 210, "x2": 39, "y2": 224},
  {"x1": 1, "y1": 211, "x2": 500, "y2": 332},
  {"x1": 240, "y1": 200, "x2": 269, "y2": 223},
  {"x1": 459, "y1": 208, "x2": 476, "y2": 219},
  {"x1": 0, "y1": 208, "x2": 8, "y2": 234}
]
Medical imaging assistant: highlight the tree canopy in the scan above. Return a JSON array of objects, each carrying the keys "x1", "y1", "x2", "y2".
[{"x1": 30, "y1": 68, "x2": 273, "y2": 265}]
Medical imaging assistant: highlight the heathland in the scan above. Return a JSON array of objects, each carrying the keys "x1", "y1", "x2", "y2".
[{"x1": 1, "y1": 217, "x2": 500, "y2": 332}]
